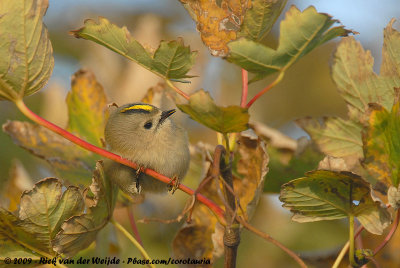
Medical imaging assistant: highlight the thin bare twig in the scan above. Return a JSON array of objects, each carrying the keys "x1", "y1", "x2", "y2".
[
  {"x1": 186, "y1": 175, "x2": 214, "y2": 223},
  {"x1": 374, "y1": 209, "x2": 400, "y2": 255},
  {"x1": 127, "y1": 205, "x2": 143, "y2": 246},
  {"x1": 236, "y1": 216, "x2": 307, "y2": 268},
  {"x1": 365, "y1": 256, "x2": 381, "y2": 268},
  {"x1": 138, "y1": 196, "x2": 196, "y2": 224}
]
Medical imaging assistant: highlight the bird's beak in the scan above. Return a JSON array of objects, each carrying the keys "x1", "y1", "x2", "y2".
[{"x1": 159, "y1": 109, "x2": 176, "y2": 124}]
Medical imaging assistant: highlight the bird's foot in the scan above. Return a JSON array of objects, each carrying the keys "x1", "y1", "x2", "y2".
[{"x1": 168, "y1": 175, "x2": 180, "y2": 195}]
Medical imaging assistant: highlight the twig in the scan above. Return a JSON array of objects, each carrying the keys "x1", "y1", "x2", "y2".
[
  {"x1": 240, "y1": 69, "x2": 248, "y2": 108},
  {"x1": 217, "y1": 175, "x2": 248, "y2": 222},
  {"x1": 374, "y1": 209, "x2": 400, "y2": 255},
  {"x1": 246, "y1": 72, "x2": 284, "y2": 108},
  {"x1": 166, "y1": 79, "x2": 190, "y2": 100},
  {"x1": 186, "y1": 175, "x2": 214, "y2": 223},
  {"x1": 355, "y1": 222, "x2": 363, "y2": 250},
  {"x1": 111, "y1": 219, "x2": 155, "y2": 268},
  {"x1": 138, "y1": 196, "x2": 195, "y2": 224},
  {"x1": 127, "y1": 205, "x2": 143, "y2": 246},
  {"x1": 14, "y1": 99, "x2": 226, "y2": 223},
  {"x1": 237, "y1": 216, "x2": 307, "y2": 268},
  {"x1": 365, "y1": 256, "x2": 381, "y2": 268}
]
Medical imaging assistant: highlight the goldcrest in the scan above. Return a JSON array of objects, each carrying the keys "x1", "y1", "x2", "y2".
[{"x1": 103, "y1": 103, "x2": 190, "y2": 194}]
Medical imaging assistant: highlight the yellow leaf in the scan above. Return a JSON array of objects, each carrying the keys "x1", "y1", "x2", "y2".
[{"x1": 179, "y1": 0, "x2": 251, "y2": 57}]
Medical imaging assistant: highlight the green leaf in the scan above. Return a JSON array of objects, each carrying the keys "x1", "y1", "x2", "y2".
[
  {"x1": 0, "y1": 208, "x2": 41, "y2": 260},
  {"x1": 53, "y1": 161, "x2": 117, "y2": 257},
  {"x1": 362, "y1": 91, "x2": 400, "y2": 187},
  {"x1": 296, "y1": 117, "x2": 363, "y2": 161},
  {"x1": 0, "y1": 0, "x2": 54, "y2": 101},
  {"x1": 2, "y1": 121, "x2": 96, "y2": 185},
  {"x1": 381, "y1": 19, "x2": 400, "y2": 80},
  {"x1": 239, "y1": 0, "x2": 287, "y2": 41},
  {"x1": 0, "y1": 178, "x2": 84, "y2": 258},
  {"x1": 71, "y1": 17, "x2": 196, "y2": 80},
  {"x1": 228, "y1": 6, "x2": 351, "y2": 82},
  {"x1": 280, "y1": 170, "x2": 391, "y2": 235},
  {"x1": 297, "y1": 21, "x2": 400, "y2": 167},
  {"x1": 66, "y1": 69, "x2": 108, "y2": 146},
  {"x1": 177, "y1": 89, "x2": 249, "y2": 134},
  {"x1": 332, "y1": 36, "x2": 396, "y2": 121}
]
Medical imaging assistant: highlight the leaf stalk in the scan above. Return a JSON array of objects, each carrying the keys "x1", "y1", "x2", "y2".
[
  {"x1": 246, "y1": 72, "x2": 284, "y2": 108},
  {"x1": 349, "y1": 215, "x2": 356, "y2": 266},
  {"x1": 166, "y1": 79, "x2": 190, "y2": 100}
]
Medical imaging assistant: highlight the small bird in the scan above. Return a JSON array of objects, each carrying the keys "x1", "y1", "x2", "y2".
[{"x1": 103, "y1": 103, "x2": 190, "y2": 195}]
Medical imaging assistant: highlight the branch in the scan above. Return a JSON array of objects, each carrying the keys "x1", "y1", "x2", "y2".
[
  {"x1": 246, "y1": 72, "x2": 284, "y2": 108},
  {"x1": 240, "y1": 69, "x2": 248, "y2": 108},
  {"x1": 214, "y1": 145, "x2": 240, "y2": 268},
  {"x1": 14, "y1": 99, "x2": 225, "y2": 223}
]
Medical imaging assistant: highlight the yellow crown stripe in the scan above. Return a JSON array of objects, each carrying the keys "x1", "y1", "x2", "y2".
[{"x1": 121, "y1": 104, "x2": 153, "y2": 113}]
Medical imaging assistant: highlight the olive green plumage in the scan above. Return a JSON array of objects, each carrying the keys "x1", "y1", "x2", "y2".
[{"x1": 103, "y1": 102, "x2": 190, "y2": 194}]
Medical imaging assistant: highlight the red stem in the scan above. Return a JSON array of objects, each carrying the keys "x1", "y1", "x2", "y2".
[
  {"x1": 127, "y1": 206, "x2": 143, "y2": 246},
  {"x1": 166, "y1": 80, "x2": 190, "y2": 100},
  {"x1": 240, "y1": 69, "x2": 248, "y2": 108},
  {"x1": 15, "y1": 99, "x2": 225, "y2": 222},
  {"x1": 374, "y1": 209, "x2": 400, "y2": 255},
  {"x1": 246, "y1": 72, "x2": 284, "y2": 108}
]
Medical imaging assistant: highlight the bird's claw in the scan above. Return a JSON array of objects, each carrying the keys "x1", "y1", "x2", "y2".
[{"x1": 168, "y1": 176, "x2": 180, "y2": 195}]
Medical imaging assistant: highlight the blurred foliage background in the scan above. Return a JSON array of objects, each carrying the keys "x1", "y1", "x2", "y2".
[{"x1": 1, "y1": 0, "x2": 399, "y2": 267}]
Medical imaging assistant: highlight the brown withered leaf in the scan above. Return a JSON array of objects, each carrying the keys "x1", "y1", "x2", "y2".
[
  {"x1": 234, "y1": 130, "x2": 269, "y2": 218},
  {"x1": 179, "y1": 0, "x2": 251, "y2": 57},
  {"x1": 318, "y1": 156, "x2": 349, "y2": 172},
  {"x1": 173, "y1": 130, "x2": 268, "y2": 263},
  {"x1": 2, "y1": 121, "x2": 95, "y2": 185}
]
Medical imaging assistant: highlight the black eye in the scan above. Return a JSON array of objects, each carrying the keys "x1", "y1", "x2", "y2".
[{"x1": 144, "y1": 121, "x2": 153, "y2": 129}]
